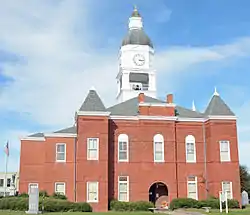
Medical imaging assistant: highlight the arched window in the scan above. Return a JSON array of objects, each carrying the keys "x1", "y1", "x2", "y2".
[
  {"x1": 118, "y1": 134, "x2": 129, "y2": 162},
  {"x1": 153, "y1": 134, "x2": 164, "y2": 162},
  {"x1": 185, "y1": 135, "x2": 196, "y2": 163}
]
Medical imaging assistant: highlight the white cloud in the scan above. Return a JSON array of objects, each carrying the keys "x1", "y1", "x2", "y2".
[
  {"x1": 0, "y1": 0, "x2": 117, "y2": 127},
  {"x1": 155, "y1": 37, "x2": 250, "y2": 75}
]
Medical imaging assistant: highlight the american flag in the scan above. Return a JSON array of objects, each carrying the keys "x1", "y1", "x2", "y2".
[{"x1": 4, "y1": 141, "x2": 9, "y2": 156}]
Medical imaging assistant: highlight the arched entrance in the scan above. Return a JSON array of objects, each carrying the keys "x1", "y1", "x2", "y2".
[{"x1": 149, "y1": 182, "x2": 168, "y2": 205}]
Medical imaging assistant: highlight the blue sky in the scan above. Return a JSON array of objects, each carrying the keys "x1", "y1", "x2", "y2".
[{"x1": 0, "y1": 0, "x2": 250, "y2": 172}]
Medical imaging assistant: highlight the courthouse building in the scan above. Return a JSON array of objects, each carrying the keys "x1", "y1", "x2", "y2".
[{"x1": 19, "y1": 8, "x2": 241, "y2": 212}]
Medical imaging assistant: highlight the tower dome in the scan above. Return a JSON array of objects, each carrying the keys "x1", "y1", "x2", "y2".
[{"x1": 121, "y1": 6, "x2": 153, "y2": 48}]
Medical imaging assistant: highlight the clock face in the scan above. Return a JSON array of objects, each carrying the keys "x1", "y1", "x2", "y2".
[{"x1": 133, "y1": 54, "x2": 145, "y2": 66}]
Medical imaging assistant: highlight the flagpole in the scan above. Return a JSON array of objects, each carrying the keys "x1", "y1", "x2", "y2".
[
  {"x1": 4, "y1": 141, "x2": 9, "y2": 197},
  {"x1": 4, "y1": 151, "x2": 8, "y2": 197}
]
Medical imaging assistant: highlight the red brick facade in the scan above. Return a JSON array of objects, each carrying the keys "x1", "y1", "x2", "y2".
[{"x1": 19, "y1": 92, "x2": 241, "y2": 212}]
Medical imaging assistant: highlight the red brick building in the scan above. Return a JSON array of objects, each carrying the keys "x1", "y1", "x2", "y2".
[{"x1": 19, "y1": 7, "x2": 241, "y2": 212}]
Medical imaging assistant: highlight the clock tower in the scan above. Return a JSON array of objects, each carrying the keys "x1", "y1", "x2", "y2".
[{"x1": 116, "y1": 6, "x2": 157, "y2": 103}]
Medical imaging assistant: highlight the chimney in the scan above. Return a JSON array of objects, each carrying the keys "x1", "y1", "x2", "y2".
[
  {"x1": 138, "y1": 93, "x2": 145, "y2": 103},
  {"x1": 166, "y1": 94, "x2": 173, "y2": 104}
]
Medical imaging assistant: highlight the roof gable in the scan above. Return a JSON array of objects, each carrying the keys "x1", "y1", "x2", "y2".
[
  {"x1": 204, "y1": 95, "x2": 235, "y2": 116},
  {"x1": 79, "y1": 89, "x2": 106, "y2": 112},
  {"x1": 107, "y1": 96, "x2": 164, "y2": 116}
]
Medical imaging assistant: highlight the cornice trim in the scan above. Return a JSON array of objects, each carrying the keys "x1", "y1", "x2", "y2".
[
  {"x1": 20, "y1": 137, "x2": 46, "y2": 141},
  {"x1": 207, "y1": 115, "x2": 237, "y2": 120},
  {"x1": 138, "y1": 102, "x2": 176, "y2": 107},
  {"x1": 44, "y1": 133, "x2": 77, "y2": 138},
  {"x1": 110, "y1": 115, "x2": 237, "y2": 122},
  {"x1": 77, "y1": 111, "x2": 111, "y2": 116}
]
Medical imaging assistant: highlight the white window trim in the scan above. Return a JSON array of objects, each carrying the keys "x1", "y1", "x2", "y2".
[
  {"x1": 87, "y1": 138, "x2": 99, "y2": 160},
  {"x1": 185, "y1": 135, "x2": 196, "y2": 163},
  {"x1": 86, "y1": 181, "x2": 99, "y2": 203},
  {"x1": 153, "y1": 134, "x2": 164, "y2": 162},
  {"x1": 187, "y1": 176, "x2": 198, "y2": 200},
  {"x1": 118, "y1": 134, "x2": 129, "y2": 162},
  {"x1": 28, "y1": 183, "x2": 39, "y2": 194},
  {"x1": 54, "y1": 182, "x2": 66, "y2": 195},
  {"x1": 219, "y1": 140, "x2": 231, "y2": 162},
  {"x1": 56, "y1": 143, "x2": 66, "y2": 162},
  {"x1": 221, "y1": 181, "x2": 233, "y2": 199},
  {"x1": 118, "y1": 176, "x2": 129, "y2": 202}
]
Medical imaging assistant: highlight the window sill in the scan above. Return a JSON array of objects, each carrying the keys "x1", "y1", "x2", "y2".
[
  {"x1": 118, "y1": 160, "x2": 129, "y2": 162},
  {"x1": 87, "y1": 200, "x2": 99, "y2": 203},
  {"x1": 186, "y1": 161, "x2": 197, "y2": 163},
  {"x1": 56, "y1": 160, "x2": 66, "y2": 163},
  {"x1": 118, "y1": 200, "x2": 129, "y2": 202}
]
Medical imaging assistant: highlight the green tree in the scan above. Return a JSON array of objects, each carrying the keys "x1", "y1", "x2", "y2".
[{"x1": 240, "y1": 165, "x2": 250, "y2": 194}]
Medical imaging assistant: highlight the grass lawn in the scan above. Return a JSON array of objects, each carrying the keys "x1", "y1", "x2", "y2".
[
  {"x1": 187, "y1": 206, "x2": 250, "y2": 215},
  {"x1": 0, "y1": 207, "x2": 250, "y2": 215}
]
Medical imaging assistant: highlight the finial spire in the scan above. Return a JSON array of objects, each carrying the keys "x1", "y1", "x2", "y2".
[
  {"x1": 131, "y1": 5, "x2": 141, "y2": 17},
  {"x1": 213, "y1": 86, "x2": 219, "y2": 96},
  {"x1": 90, "y1": 86, "x2": 96, "y2": 91},
  {"x1": 192, "y1": 100, "x2": 196, "y2": 111}
]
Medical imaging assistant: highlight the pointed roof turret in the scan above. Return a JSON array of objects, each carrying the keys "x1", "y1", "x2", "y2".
[
  {"x1": 79, "y1": 88, "x2": 106, "y2": 112},
  {"x1": 204, "y1": 89, "x2": 235, "y2": 116}
]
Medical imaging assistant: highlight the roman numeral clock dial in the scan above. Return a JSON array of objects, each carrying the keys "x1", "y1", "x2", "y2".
[{"x1": 133, "y1": 54, "x2": 145, "y2": 66}]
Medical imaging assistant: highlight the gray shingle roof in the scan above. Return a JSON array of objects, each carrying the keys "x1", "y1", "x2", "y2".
[
  {"x1": 54, "y1": 126, "x2": 76, "y2": 134},
  {"x1": 107, "y1": 96, "x2": 163, "y2": 116},
  {"x1": 28, "y1": 132, "x2": 44, "y2": 137},
  {"x1": 27, "y1": 93, "x2": 234, "y2": 139},
  {"x1": 27, "y1": 126, "x2": 76, "y2": 137},
  {"x1": 176, "y1": 106, "x2": 205, "y2": 118},
  {"x1": 122, "y1": 29, "x2": 153, "y2": 48},
  {"x1": 107, "y1": 96, "x2": 204, "y2": 118},
  {"x1": 204, "y1": 95, "x2": 235, "y2": 116},
  {"x1": 79, "y1": 89, "x2": 106, "y2": 112}
]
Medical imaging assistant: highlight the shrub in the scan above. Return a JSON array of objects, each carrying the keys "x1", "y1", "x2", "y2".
[
  {"x1": 0, "y1": 197, "x2": 92, "y2": 212},
  {"x1": 169, "y1": 198, "x2": 240, "y2": 210},
  {"x1": 197, "y1": 198, "x2": 219, "y2": 209},
  {"x1": 39, "y1": 190, "x2": 49, "y2": 197},
  {"x1": 0, "y1": 197, "x2": 28, "y2": 211},
  {"x1": 18, "y1": 193, "x2": 29, "y2": 198},
  {"x1": 227, "y1": 199, "x2": 239, "y2": 209},
  {"x1": 169, "y1": 198, "x2": 199, "y2": 210},
  {"x1": 110, "y1": 200, "x2": 154, "y2": 211},
  {"x1": 71, "y1": 202, "x2": 93, "y2": 212},
  {"x1": 52, "y1": 192, "x2": 67, "y2": 200}
]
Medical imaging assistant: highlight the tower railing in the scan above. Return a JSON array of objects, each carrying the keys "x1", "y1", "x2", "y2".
[{"x1": 130, "y1": 83, "x2": 149, "y2": 91}]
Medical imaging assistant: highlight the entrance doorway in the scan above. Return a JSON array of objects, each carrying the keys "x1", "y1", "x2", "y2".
[{"x1": 149, "y1": 182, "x2": 168, "y2": 205}]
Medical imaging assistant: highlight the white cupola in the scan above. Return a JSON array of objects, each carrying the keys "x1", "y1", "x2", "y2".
[{"x1": 116, "y1": 6, "x2": 157, "y2": 103}]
